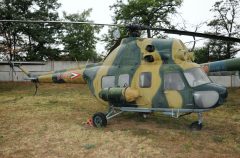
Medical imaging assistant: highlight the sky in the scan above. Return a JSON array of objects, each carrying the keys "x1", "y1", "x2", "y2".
[
  {"x1": 57, "y1": 0, "x2": 240, "y2": 57},
  {"x1": 57, "y1": 0, "x2": 216, "y2": 24}
]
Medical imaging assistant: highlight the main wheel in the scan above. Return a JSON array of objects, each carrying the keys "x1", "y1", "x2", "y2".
[
  {"x1": 92, "y1": 112, "x2": 107, "y2": 128},
  {"x1": 190, "y1": 121, "x2": 203, "y2": 131}
]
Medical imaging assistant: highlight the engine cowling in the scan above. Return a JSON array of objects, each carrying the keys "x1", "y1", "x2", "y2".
[{"x1": 99, "y1": 87, "x2": 139, "y2": 103}]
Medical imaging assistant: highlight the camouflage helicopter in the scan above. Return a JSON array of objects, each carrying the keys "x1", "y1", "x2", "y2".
[{"x1": 1, "y1": 20, "x2": 240, "y2": 130}]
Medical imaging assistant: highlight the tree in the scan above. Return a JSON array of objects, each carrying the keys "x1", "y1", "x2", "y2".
[
  {"x1": 207, "y1": 0, "x2": 240, "y2": 60},
  {"x1": 103, "y1": 0, "x2": 182, "y2": 51},
  {"x1": 24, "y1": 0, "x2": 62, "y2": 61},
  {"x1": 0, "y1": 0, "x2": 61, "y2": 61},
  {"x1": 194, "y1": 46, "x2": 210, "y2": 64},
  {"x1": 60, "y1": 9, "x2": 101, "y2": 61},
  {"x1": 0, "y1": 0, "x2": 32, "y2": 61}
]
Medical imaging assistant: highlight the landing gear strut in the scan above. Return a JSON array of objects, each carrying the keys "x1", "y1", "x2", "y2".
[{"x1": 190, "y1": 113, "x2": 203, "y2": 130}]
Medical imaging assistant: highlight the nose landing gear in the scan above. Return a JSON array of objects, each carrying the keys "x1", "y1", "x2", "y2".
[{"x1": 190, "y1": 113, "x2": 203, "y2": 130}]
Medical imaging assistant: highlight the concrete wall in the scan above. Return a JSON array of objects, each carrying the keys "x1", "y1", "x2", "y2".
[
  {"x1": 0, "y1": 61, "x2": 239, "y2": 87},
  {"x1": 0, "y1": 61, "x2": 86, "y2": 81},
  {"x1": 209, "y1": 74, "x2": 240, "y2": 87}
]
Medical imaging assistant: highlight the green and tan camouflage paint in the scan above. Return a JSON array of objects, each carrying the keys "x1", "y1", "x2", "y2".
[{"x1": 34, "y1": 37, "x2": 204, "y2": 109}]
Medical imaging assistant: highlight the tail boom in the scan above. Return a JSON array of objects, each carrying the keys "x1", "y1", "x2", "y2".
[
  {"x1": 37, "y1": 68, "x2": 86, "y2": 84},
  {"x1": 201, "y1": 58, "x2": 240, "y2": 73}
]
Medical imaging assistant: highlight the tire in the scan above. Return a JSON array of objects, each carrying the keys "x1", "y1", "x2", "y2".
[
  {"x1": 92, "y1": 112, "x2": 107, "y2": 128},
  {"x1": 139, "y1": 112, "x2": 151, "y2": 118}
]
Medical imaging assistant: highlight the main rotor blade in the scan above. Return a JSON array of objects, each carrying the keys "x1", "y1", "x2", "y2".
[
  {"x1": 149, "y1": 27, "x2": 240, "y2": 43},
  {"x1": 1, "y1": 19, "x2": 240, "y2": 42},
  {"x1": 0, "y1": 19, "x2": 122, "y2": 27}
]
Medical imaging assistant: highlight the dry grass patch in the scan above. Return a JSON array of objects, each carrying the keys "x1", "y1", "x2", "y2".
[{"x1": 0, "y1": 82, "x2": 240, "y2": 158}]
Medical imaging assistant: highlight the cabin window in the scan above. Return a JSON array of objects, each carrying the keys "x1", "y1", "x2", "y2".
[
  {"x1": 102, "y1": 76, "x2": 115, "y2": 88},
  {"x1": 164, "y1": 72, "x2": 185, "y2": 90},
  {"x1": 139, "y1": 72, "x2": 152, "y2": 88},
  {"x1": 118, "y1": 74, "x2": 130, "y2": 87}
]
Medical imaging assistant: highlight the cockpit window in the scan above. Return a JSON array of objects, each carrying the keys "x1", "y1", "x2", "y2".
[{"x1": 184, "y1": 68, "x2": 211, "y2": 87}]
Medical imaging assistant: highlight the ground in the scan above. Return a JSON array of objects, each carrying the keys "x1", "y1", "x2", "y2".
[{"x1": 0, "y1": 82, "x2": 240, "y2": 158}]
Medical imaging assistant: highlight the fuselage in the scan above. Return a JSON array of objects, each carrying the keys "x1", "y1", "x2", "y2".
[{"x1": 37, "y1": 37, "x2": 228, "y2": 109}]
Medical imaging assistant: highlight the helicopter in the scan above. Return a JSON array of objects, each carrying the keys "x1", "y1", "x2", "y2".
[{"x1": 1, "y1": 20, "x2": 240, "y2": 130}]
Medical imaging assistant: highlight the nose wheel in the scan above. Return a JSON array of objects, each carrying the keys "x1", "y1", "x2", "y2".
[{"x1": 190, "y1": 113, "x2": 203, "y2": 130}]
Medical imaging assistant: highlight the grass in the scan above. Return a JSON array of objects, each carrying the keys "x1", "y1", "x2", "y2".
[{"x1": 0, "y1": 82, "x2": 240, "y2": 158}]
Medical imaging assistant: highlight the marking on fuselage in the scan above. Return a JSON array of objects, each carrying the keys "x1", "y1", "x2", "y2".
[{"x1": 69, "y1": 72, "x2": 81, "y2": 79}]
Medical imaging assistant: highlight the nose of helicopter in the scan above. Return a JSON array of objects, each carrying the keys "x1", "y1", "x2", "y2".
[
  {"x1": 215, "y1": 87, "x2": 228, "y2": 107},
  {"x1": 193, "y1": 83, "x2": 228, "y2": 108}
]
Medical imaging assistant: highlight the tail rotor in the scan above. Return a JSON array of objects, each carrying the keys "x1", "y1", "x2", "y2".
[{"x1": 8, "y1": 61, "x2": 39, "y2": 95}]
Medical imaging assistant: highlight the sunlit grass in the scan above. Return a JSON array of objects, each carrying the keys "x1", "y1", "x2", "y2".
[{"x1": 0, "y1": 82, "x2": 240, "y2": 157}]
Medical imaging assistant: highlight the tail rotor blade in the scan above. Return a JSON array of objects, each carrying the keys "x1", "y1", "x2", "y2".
[{"x1": 8, "y1": 61, "x2": 17, "y2": 81}]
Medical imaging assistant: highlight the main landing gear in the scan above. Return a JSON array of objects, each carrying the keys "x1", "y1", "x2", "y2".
[
  {"x1": 92, "y1": 105, "x2": 123, "y2": 128},
  {"x1": 190, "y1": 113, "x2": 203, "y2": 130},
  {"x1": 92, "y1": 112, "x2": 107, "y2": 127},
  {"x1": 92, "y1": 105, "x2": 205, "y2": 130}
]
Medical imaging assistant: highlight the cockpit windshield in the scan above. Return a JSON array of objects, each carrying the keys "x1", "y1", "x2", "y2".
[{"x1": 184, "y1": 68, "x2": 211, "y2": 87}]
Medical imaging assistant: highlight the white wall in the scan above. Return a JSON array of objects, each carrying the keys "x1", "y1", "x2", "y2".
[
  {"x1": 0, "y1": 61, "x2": 86, "y2": 81},
  {"x1": 209, "y1": 74, "x2": 240, "y2": 87}
]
